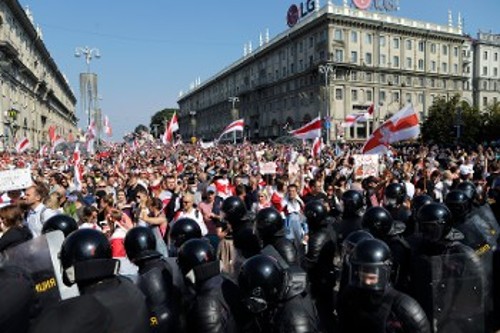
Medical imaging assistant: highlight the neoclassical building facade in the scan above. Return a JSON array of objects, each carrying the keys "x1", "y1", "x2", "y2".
[
  {"x1": 177, "y1": 2, "x2": 470, "y2": 142},
  {"x1": 0, "y1": 0, "x2": 77, "y2": 150}
]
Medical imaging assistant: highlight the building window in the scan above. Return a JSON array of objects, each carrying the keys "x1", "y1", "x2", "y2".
[
  {"x1": 494, "y1": 67, "x2": 498, "y2": 77},
  {"x1": 406, "y1": 93, "x2": 412, "y2": 103},
  {"x1": 393, "y1": 92, "x2": 400, "y2": 102},
  {"x1": 366, "y1": 72, "x2": 372, "y2": 82},
  {"x1": 453, "y1": 64, "x2": 458, "y2": 74},
  {"x1": 335, "y1": 49, "x2": 344, "y2": 62},
  {"x1": 380, "y1": 36, "x2": 386, "y2": 47},
  {"x1": 419, "y1": 77, "x2": 424, "y2": 86},
  {"x1": 365, "y1": 53, "x2": 372, "y2": 65},
  {"x1": 351, "y1": 51, "x2": 358, "y2": 63},
  {"x1": 431, "y1": 43, "x2": 436, "y2": 54},
  {"x1": 418, "y1": 93, "x2": 424, "y2": 104},
  {"x1": 483, "y1": 96, "x2": 488, "y2": 106},
  {"x1": 406, "y1": 57, "x2": 412, "y2": 69},
  {"x1": 351, "y1": 31, "x2": 358, "y2": 43},
  {"x1": 454, "y1": 47, "x2": 459, "y2": 57},
  {"x1": 484, "y1": 51, "x2": 488, "y2": 60},
  {"x1": 430, "y1": 79, "x2": 435, "y2": 87},
  {"x1": 380, "y1": 54, "x2": 387, "y2": 66},
  {"x1": 393, "y1": 38, "x2": 400, "y2": 49},
  {"x1": 442, "y1": 62, "x2": 447, "y2": 73},
  {"x1": 483, "y1": 81, "x2": 488, "y2": 90},
  {"x1": 406, "y1": 40, "x2": 412, "y2": 50},
  {"x1": 393, "y1": 75, "x2": 400, "y2": 85},
  {"x1": 405, "y1": 76, "x2": 412, "y2": 86},
  {"x1": 335, "y1": 88, "x2": 343, "y2": 100},
  {"x1": 352, "y1": 89, "x2": 358, "y2": 101},
  {"x1": 309, "y1": 36, "x2": 314, "y2": 47},
  {"x1": 483, "y1": 66, "x2": 488, "y2": 76},
  {"x1": 380, "y1": 73, "x2": 386, "y2": 83},
  {"x1": 365, "y1": 33, "x2": 373, "y2": 44},
  {"x1": 418, "y1": 41, "x2": 425, "y2": 52},
  {"x1": 380, "y1": 90, "x2": 386, "y2": 102},
  {"x1": 334, "y1": 29, "x2": 343, "y2": 41},
  {"x1": 418, "y1": 59, "x2": 424, "y2": 70},
  {"x1": 431, "y1": 61, "x2": 436, "y2": 71},
  {"x1": 442, "y1": 45, "x2": 448, "y2": 55},
  {"x1": 351, "y1": 71, "x2": 358, "y2": 81},
  {"x1": 454, "y1": 80, "x2": 459, "y2": 90},
  {"x1": 393, "y1": 56, "x2": 400, "y2": 67},
  {"x1": 495, "y1": 53, "x2": 499, "y2": 61},
  {"x1": 366, "y1": 90, "x2": 373, "y2": 101}
]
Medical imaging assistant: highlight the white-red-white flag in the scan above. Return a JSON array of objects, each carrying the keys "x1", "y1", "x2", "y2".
[
  {"x1": 289, "y1": 116, "x2": 321, "y2": 140},
  {"x1": 87, "y1": 120, "x2": 96, "y2": 137},
  {"x1": 51, "y1": 136, "x2": 65, "y2": 154},
  {"x1": 163, "y1": 112, "x2": 179, "y2": 144},
  {"x1": 73, "y1": 143, "x2": 83, "y2": 191},
  {"x1": 104, "y1": 116, "x2": 112, "y2": 137},
  {"x1": 341, "y1": 112, "x2": 371, "y2": 127},
  {"x1": 362, "y1": 104, "x2": 420, "y2": 155},
  {"x1": 218, "y1": 118, "x2": 244, "y2": 140},
  {"x1": 311, "y1": 137, "x2": 324, "y2": 159},
  {"x1": 15, "y1": 137, "x2": 30, "y2": 153},
  {"x1": 39, "y1": 144, "x2": 48, "y2": 156}
]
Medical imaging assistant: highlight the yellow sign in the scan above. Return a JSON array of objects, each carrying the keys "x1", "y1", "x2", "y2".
[{"x1": 35, "y1": 277, "x2": 57, "y2": 293}]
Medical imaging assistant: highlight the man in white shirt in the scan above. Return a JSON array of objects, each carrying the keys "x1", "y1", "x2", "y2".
[{"x1": 22, "y1": 184, "x2": 58, "y2": 237}]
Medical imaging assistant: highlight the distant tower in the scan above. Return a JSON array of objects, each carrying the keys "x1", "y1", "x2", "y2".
[
  {"x1": 243, "y1": 43, "x2": 248, "y2": 57},
  {"x1": 248, "y1": 41, "x2": 253, "y2": 54},
  {"x1": 265, "y1": 29, "x2": 270, "y2": 43},
  {"x1": 448, "y1": 10, "x2": 453, "y2": 28},
  {"x1": 259, "y1": 32, "x2": 263, "y2": 47},
  {"x1": 458, "y1": 12, "x2": 463, "y2": 32}
]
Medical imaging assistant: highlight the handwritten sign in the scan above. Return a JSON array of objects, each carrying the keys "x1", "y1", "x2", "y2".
[
  {"x1": 259, "y1": 162, "x2": 277, "y2": 175},
  {"x1": 353, "y1": 154, "x2": 379, "y2": 179},
  {"x1": 0, "y1": 168, "x2": 32, "y2": 192}
]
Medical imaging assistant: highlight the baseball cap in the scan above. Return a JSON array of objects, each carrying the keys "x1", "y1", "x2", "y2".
[{"x1": 207, "y1": 185, "x2": 217, "y2": 194}]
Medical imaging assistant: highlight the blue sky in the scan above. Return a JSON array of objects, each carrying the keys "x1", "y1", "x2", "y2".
[{"x1": 19, "y1": 0, "x2": 499, "y2": 139}]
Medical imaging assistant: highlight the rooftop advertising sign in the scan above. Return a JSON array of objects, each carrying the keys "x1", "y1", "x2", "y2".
[{"x1": 352, "y1": 0, "x2": 400, "y2": 12}]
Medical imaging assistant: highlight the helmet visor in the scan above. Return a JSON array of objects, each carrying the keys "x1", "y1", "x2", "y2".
[
  {"x1": 419, "y1": 221, "x2": 445, "y2": 242},
  {"x1": 349, "y1": 262, "x2": 390, "y2": 291}
]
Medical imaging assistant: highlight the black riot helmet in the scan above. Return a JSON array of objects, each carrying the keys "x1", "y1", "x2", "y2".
[
  {"x1": 169, "y1": 218, "x2": 202, "y2": 248},
  {"x1": 362, "y1": 206, "x2": 394, "y2": 239},
  {"x1": 42, "y1": 214, "x2": 78, "y2": 238},
  {"x1": 384, "y1": 183, "x2": 406, "y2": 209},
  {"x1": 221, "y1": 196, "x2": 248, "y2": 230},
  {"x1": 349, "y1": 238, "x2": 392, "y2": 291},
  {"x1": 341, "y1": 190, "x2": 364, "y2": 216},
  {"x1": 416, "y1": 203, "x2": 452, "y2": 242},
  {"x1": 341, "y1": 230, "x2": 374, "y2": 262},
  {"x1": 238, "y1": 254, "x2": 286, "y2": 313},
  {"x1": 445, "y1": 190, "x2": 472, "y2": 220},
  {"x1": 456, "y1": 181, "x2": 477, "y2": 202},
  {"x1": 60, "y1": 229, "x2": 119, "y2": 286},
  {"x1": 411, "y1": 194, "x2": 433, "y2": 216},
  {"x1": 177, "y1": 239, "x2": 216, "y2": 276},
  {"x1": 124, "y1": 226, "x2": 161, "y2": 263},
  {"x1": 304, "y1": 200, "x2": 328, "y2": 229},
  {"x1": 255, "y1": 207, "x2": 284, "y2": 242}
]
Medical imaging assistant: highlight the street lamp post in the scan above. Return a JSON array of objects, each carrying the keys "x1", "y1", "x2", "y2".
[
  {"x1": 75, "y1": 46, "x2": 100, "y2": 129},
  {"x1": 228, "y1": 96, "x2": 239, "y2": 144},
  {"x1": 318, "y1": 63, "x2": 335, "y2": 145},
  {"x1": 189, "y1": 110, "x2": 197, "y2": 140}
]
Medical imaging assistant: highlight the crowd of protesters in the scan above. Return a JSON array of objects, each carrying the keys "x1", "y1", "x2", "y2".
[{"x1": 0, "y1": 138, "x2": 499, "y2": 332}]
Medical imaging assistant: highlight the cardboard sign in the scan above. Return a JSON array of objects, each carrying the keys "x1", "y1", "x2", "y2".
[
  {"x1": 259, "y1": 162, "x2": 277, "y2": 175},
  {"x1": 0, "y1": 168, "x2": 32, "y2": 192},
  {"x1": 288, "y1": 163, "x2": 300, "y2": 175},
  {"x1": 353, "y1": 154, "x2": 379, "y2": 179}
]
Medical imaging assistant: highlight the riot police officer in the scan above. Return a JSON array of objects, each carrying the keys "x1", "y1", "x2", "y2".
[
  {"x1": 335, "y1": 190, "x2": 364, "y2": 245},
  {"x1": 362, "y1": 206, "x2": 411, "y2": 291},
  {"x1": 410, "y1": 202, "x2": 485, "y2": 333},
  {"x1": 168, "y1": 217, "x2": 202, "y2": 256},
  {"x1": 303, "y1": 200, "x2": 337, "y2": 332},
  {"x1": 238, "y1": 254, "x2": 320, "y2": 333},
  {"x1": 255, "y1": 207, "x2": 300, "y2": 266},
  {"x1": 60, "y1": 228, "x2": 150, "y2": 333},
  {"x1": 384, "y1": 182, "x2": 411, "y2": 227},
  {"x1": 407, "y1": 194, "x2": 434, "y2": 236},
  {"x1": 177, "y1": 238, "x2": 242, "y2": 333},
  {"x1": 125, "y1": 226, "x2": 180, "y2": 332},
  {"x1": 41, "y1": 214, "x2": 78, "y2": 238},
  {"x1": 337, "y1": 238, "x2": 430, "y2": 333},
  {"x1": 221, "y1": 196, "x2": 260, "y2": 276}
]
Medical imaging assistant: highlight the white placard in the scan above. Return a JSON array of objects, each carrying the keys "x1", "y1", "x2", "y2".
[
  {"x1": 353, "y1": 154, "x2": 379, "y2": 179},
  {"x1": 0, "y1": 168, "x2": 33, "y2": 192},
  {"x1": 259, "y1": 162, "x2": 277, "y2": 175}
]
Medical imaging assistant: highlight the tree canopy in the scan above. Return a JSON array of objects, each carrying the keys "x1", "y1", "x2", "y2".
[{"x1": 150, "y1": 108, "x2": 178, "y2": 138}]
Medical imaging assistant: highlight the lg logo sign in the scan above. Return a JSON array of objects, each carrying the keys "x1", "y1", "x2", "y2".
[{"x1": 286, "y1": 0, "x2": 316, "y2": 27}]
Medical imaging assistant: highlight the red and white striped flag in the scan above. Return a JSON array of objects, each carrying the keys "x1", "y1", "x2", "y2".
[
  {"x1": 218, "y1": 118, "x2": 244, "y2": 140},
  {"x1": 51, "y1": 136, "x2": 65, "y2": 154},
  {"x1": 73, "y1": 144, "x2": 83, "y2": 191},
  {"x1": 341, "y1": 112, "x2": 371, "y2": 127},
  {"x1": 311, "y1": 137, "x2": 324, "y2": 159},
  {"x1": 362, "y1": 104, "x2": 420, "y2": 155},
  {"x1": 104, "y1": 115, "x2": 113, "y2": 137},
  {"x1": 39, "y1": 144, "x2": 48, "y2": 156},
  {"x1": 15, "y1": 137, "x2": 30, "y2": 153},
  {"x1": 163, "y1": 112, "x2": 179, "y2": 144},
  {"x1": 289, "y1": 116, "x2": 321, "y2": 140}
]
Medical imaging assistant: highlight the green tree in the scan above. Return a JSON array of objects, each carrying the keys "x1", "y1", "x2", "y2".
[
  {"x1": 482, "y1": 102, "x2": 500, "y2": 144},
  {"x1": 150, "y1": 108, "x2": 177, "y2": 138},
  {"x1": 422, "y1": 95, "x2": 482, "y2": 145}
]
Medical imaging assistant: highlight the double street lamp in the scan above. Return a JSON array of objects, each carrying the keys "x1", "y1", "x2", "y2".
[
  {"x1": 228, "y1": 96, "x2": 239, "y2": 144},
  {"x1": 318, "y1": 63, "x2": 335, "y2": 145},
  {"x1": 75, "y1": 46, "x2": 100, "y2": 129}
]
